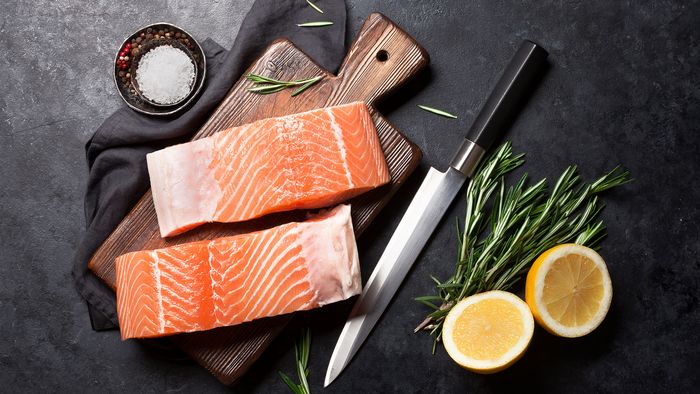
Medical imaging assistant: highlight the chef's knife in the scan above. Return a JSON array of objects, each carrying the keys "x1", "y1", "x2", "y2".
[{"x1": 324, "y1": 40, "x2": 548, "y2": 387}]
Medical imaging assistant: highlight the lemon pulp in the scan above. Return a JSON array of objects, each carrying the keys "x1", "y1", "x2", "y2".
[
  {"x1": 526, "y1": 244, "x2": 612, "y2": 337},
  {"x1": 442, "y1": 290, "x2": 534, "y2": 373},
  {"x1": 542, "y1": 253, "x2": 605, "y2": 327},
  {"x1": 453, "y1": 298, "x2": 524, "y2": 360}
]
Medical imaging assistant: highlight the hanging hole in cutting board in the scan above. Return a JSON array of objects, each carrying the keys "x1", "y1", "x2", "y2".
[{"x1": 376, "y1": 50, "x2": 389, "y2": 62}]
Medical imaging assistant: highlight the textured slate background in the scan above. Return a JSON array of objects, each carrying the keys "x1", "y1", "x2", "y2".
[{"x1": 2, "y1": 0, "x2": 699, "y2": 392}]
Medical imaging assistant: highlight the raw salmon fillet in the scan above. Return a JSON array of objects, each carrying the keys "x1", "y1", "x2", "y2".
[
  {"x1": 147, "y1": 102, "x2": 390, "y2": 237},
  {"x1": 116, "y1": 204, "x2": 361, "y2": 340}
]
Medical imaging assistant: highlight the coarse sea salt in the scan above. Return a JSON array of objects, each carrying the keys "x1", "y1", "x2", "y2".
[{"x1": 135, "y1": 45, "x2": 195, "y2": 105}]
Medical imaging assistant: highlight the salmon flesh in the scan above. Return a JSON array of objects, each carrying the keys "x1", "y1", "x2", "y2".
[
  {"x1": 115, "y1": 205, "x2": 361, "y2": 340},
  {"x1": 147, "y1": 102, "x2": 390, "y2": 237}
]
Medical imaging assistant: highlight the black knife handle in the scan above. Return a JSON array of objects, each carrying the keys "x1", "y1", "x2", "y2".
[
  {"x1": 467, "y1": 40, "x2": 548, "y2": 150},
  {"x1": 450, "y1": 40, "x2": 548, "y2": 176}
]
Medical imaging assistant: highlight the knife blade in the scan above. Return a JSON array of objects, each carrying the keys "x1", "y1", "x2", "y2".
[{"x1": 325, "y1": 40, "x2": 548, "y2": 387}]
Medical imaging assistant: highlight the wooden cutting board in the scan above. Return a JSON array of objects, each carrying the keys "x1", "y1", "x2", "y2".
[{"x1": 89, "y1": 13, "x2": 429, "y2": 385}]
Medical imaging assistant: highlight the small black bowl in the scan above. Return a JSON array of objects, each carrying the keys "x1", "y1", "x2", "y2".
[{"x1": 113, "y1": 22, "x2": 206, "y2": 116}]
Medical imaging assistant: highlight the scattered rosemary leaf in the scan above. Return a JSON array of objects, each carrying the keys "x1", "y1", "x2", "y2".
[
  {"x1": 417, "y1": 105, "x2": 458, "y2": 119},
  {"x1": 306, "y1": 0, "x2": 324, "y2": 14},
  {"x1": 297, "y1": 21, "x2": 334, "y2": 27},
  {"x1": 246, "y1": 73, "x2": 322, "y2": 96}
]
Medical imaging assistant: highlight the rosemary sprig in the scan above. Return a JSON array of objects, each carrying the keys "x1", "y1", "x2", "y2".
[
  {"x1": 306, "y1": 0, "x2": 324, "y2": 13},
  {"x1": 418, "y1": 105, "x2": 458, "y2": 119},
  {"x1": 297, "y1": 21, "x2": 334, "y2": 27},
  {"x1": 415, "y1": 142, "x2": 631, "y2": 350},
  {"x1": 279, "y1": 328, "x2": 312, "y2": 394},
  {"x1": 246, "y1": 73, "x2": 323, "y2": 97}
]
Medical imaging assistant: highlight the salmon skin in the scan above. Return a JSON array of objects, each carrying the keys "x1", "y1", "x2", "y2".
[
  {"x1": 147, "y1": 102, "x2": 390, "y2": 237},
  {"x1": 116, "y1": 205, "x2": 361, "y2": 340}
]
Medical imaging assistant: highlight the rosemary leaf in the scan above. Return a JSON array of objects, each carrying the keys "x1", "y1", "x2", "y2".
[
  {"x1": 415, "y1": 295, "x2": 444, "y2": 302},
  {"x1": 297, "y1": 21, "x2": 334, "y2": 27},
  {"x1": 418, "y1": 105, "x2": 458, "y2": 119},
  {"x1": 246, "y1": 73, "x2": 286, "y2": 84},
  {"x1": 301, "y1": 328, "x2": 310, "y2": 371},
  {"x1": 297, "y1": 360, "x2": 310, "y2": 394},
  {"x1": 279, "y1": 371, "x2": 303, "y2": 394},
  {"x1": 248, "y1": 84, "x2": 288, "y2": 94},
  {"x1": 415, "y1": 298, "x2": 439, "y2": 310},
  {"x1": 246, "y1": 73, "x2": 323, "y2": 97},
  {"x1": 306, "y1": 0, "x2": 324, "y2": 14},
  {"x1": 291, "y1": 76, "x2": 322, "y2": 96},
  {"x1": 416, "y1": 141, "x2": 630, "y2": 349},
  {"x1": 279, "y1": 329, "x2": 312, "y2": 394}
]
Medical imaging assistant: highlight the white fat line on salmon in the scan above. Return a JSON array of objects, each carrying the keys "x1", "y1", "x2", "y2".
[
  {"x1": 213, "y1": 123, "x2": 260, "y2": 217},
  {"x1": 250, "y1": 258, "x2": 310, "y2": 318},
  {"x1": 151, "y1": 251, "x2": 166, "y2": 333},
  {"x1": 326, "y1": 108, "x2": 354, "y2": 187},
  {"x1": 220, "y1": 134, "x2": 292, "y2": 220},
  {"x1": 216, "y1": 230, "x2": 283, "y2": 318},
  {"x1": 237, "y1": 231, "x2": 304, "y2": 321},
  {"x1": 262, "y1": 268, "x2": 314, "y2": 316},
  {"x1": 279, "y1": 289, "x2": 315, "y2": 313},
  {"x1": 205, "y1": 243, "x2": 221, "y2": 326}
]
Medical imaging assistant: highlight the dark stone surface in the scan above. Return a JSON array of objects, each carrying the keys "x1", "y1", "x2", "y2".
[{"x1": 2, "y1": 0, "x2": 699, "y2": 392}]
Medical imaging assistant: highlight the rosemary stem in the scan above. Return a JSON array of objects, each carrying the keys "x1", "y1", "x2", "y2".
[{"x1": 246, "y1": 73, "x2": 323, "y2": 97}]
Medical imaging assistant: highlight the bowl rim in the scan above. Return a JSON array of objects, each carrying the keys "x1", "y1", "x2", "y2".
[{"x1": 113, "y1": 22, "x2": 207, "y2": 116}]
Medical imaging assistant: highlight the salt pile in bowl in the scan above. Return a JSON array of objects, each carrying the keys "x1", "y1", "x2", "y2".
[{"x1": 135, "y1": 45, "x2": 195, "y2": 105}]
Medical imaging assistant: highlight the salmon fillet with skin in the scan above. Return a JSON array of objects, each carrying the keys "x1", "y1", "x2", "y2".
[
  {"x1": 116, "y1": 204, "x2": 361, "y2": 340},
  {"x1": 147, "y1": 102, "x2": 390, "y2": 237}
]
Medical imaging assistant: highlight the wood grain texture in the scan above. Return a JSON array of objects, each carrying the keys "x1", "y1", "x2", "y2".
[{"x1": 89, "y1": 13, "x2": 429, "y2": 385}]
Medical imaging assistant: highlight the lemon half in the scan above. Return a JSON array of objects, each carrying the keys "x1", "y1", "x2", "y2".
[
  {"x1": 525, "y1": 244, "x2": 612, "y2": 338},
  {"x1": 442, "y1": 290, "x2": 534, "y2": 374}
]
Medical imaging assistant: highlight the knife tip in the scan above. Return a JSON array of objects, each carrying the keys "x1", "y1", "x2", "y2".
[{"x1": 323, "y1": 368, "x2": 337, "y2": 387}]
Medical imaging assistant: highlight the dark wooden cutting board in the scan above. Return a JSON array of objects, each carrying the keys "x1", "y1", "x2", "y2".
[{"x1": 89, "y1": 13, "x2": 429, "y2": 385}]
